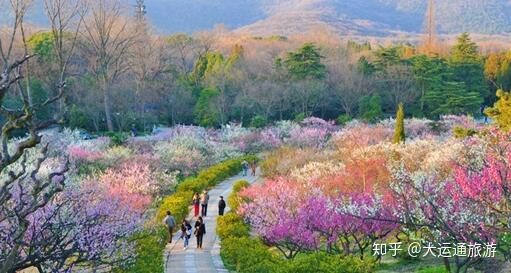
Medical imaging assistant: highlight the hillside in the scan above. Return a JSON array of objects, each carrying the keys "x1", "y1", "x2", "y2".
[
  {"x1": 5, "y1": 0, "x2": 511, "y2": 36},
  {"x1": 237, "y1": 0, "x2": 511, "y2": 36}
]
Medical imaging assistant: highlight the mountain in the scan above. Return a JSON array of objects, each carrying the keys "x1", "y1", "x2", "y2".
[
  {"x1": 235, "y1": 0, "x2": 511, "y2": 36},
  {"x1": 140, "y1": 0, "x2": 511, "y2": 36},
  {"x1": 5, "y1": 0, "x2": 511, "y2": 36}
]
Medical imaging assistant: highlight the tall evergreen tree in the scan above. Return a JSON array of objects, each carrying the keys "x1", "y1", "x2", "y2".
[
  {"x1": 284, "y1": 43, "x2": 326, "y2": 79},
  {"x1": 449, "y1": 32, "x2": 490, "y2": 101},
  {"x1": 393, "y1": 103, "x2": 406, "y2": 144}
]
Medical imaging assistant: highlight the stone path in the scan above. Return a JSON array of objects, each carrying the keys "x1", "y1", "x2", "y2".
[{"x1": 164, "y1": 171, "x2": 260, "y2": 273}]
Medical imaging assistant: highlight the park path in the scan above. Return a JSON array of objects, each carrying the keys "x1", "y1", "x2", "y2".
[{"x1": 164, "y1": 170, "x2": 260, "y2": 273}]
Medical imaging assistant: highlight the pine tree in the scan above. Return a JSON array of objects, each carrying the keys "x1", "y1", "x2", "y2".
[
  {"x1": 284, "y1": 43, "x2": 325, "y2": 79},
  {"x1": 393, "y1": 103, "x2": 406, "y2": 144}
]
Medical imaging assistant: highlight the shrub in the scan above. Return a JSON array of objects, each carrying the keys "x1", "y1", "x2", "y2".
[
  {"x1": 416, "y1": 266, "x2": 449, "y2": 273},
  {"x1": 294, "y1": 113, "x2": 307, "y2": 122},
  {"x1": 105, "y1": 132, "x2": 129, "y2": 146},
  {"x1": 220, "y1": 236, "x2": 277, "y2": 272},
  {"x1": 336, "y1": 114, "x2": 352, "y2": 126},
  {"x1": 250, "y1": 115, "x2": 267, "y2": 128},
  {"x1": 358, "y1": 95, "x2": 383, "y2": 123},
  {"x1": 157, "y1": 190, "x2": 192, "y2": 223},
  {"x1": 119, "y1": 227, "x2": 167, "y2": 273},
  {"x1": 276, "y1": 253, "x2": 375, "y2": 273},
  {"x1": 228, "y1": 180, "x2": 251, "y2": 212},
  {"x1": 176, "y1": 156, "x2": 256, "y2": 193},
  {"x1": 217, "y1": 213, "x2": 250, "y2": 240},
  {"x1": 453, "y1": 126, "x2": 478, "y2": 138}
]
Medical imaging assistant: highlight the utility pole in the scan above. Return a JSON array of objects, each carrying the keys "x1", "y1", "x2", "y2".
[
  {"x1": 423, "y1": 0, "x2": 437, "y2": 53},
  {"x1": 135, "y1": 0, "x2": 146, "y2": 21}
]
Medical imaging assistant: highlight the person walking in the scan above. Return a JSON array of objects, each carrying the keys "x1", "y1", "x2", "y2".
[
  {"x1": 200, "y1": 190, "x2": 210, "y2": 217},
  {"x1": 218, "y1": 196, "x2": 226, "y2": 216},
  {"x1": 180, "y1": 219, "x2": 192, "y2": 250},
  {"x1": 194, "y1": 216, "x2": 206, "y2": 249},
  {"x1": 241, "y1": 160, "x2": 249, "y2": 176},
  {"x1": 250, "y1": 159, "x2": 257, "y2": 176},
  {"x1": 192, "y1": 192, "x2": 200, "y2": 217},
  {"x1": 163, "y1": 211, "x2": 176, "y2": 243}
]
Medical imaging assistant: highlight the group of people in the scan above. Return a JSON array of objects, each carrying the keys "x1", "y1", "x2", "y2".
[
  {"x1": 163, "y1": 211, "x2": 206, "y2": 250},
  {"x1": 242, "y1": 159, "x2": 257, "y2": 176},
  {"x1": 163, "y1": 191, "x2": 227, "y2": 250},
  {"x1": 163, "y1": 161, "x2": 256, "y2": 250}
]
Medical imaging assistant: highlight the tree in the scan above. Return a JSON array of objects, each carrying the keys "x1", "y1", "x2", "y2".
[
  {"x1": 194, "y1": 87, "x2": 221, "y2": 127},
  {"x1": 284, "y1": 43, "x2": 325, "y2": 80},
  {"x1": 425, "y1": 80, "x2": 483, "y2": 116},
  {"x1": 410, "y1": 55, "x2": 445, "y2": 113},
  {"x1": 80, "y1": 0, "x2": 136, "y2": 131},
  {"x1": 449, "y1": 32, "x2": 489, "y2": 102},
  {"x1": 0, "y1": 0, "x2": 84, "y2": 271},
  {"x1": 358, "y1": 95, "x2": 383, "y2": 123},
  {"x1": 485, "y1": 89, "x2": 511, "y2": 131},
  {"x1": 393, "y1": 103, "x2": 405, "y2": 144}
]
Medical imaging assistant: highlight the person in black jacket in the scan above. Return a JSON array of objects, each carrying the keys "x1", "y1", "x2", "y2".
[
  {"x1": 218, "y1": 196, "x2": 226, "y2": 216},
  {"x1": 180, "y1": 220, "x2": 192, "y2": 250},
  {"x1": 194, "y1": 216, "x2": 206, "y2": 249}
]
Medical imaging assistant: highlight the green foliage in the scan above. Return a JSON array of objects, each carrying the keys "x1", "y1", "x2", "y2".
[
  {"x1": 485, "y1": 52, "x2": 511, "y2": 91},
  {"x1": 194, "y1": 87, "x2": 221, "y2": 127},
  {"x1": 393, "y1": 103, "x2": 406, "y2": 144},
  {"x1": 68, "y1": 104, "x2": 91, "y2": 130},
  {"x1": 284, "y1": 43, "x2": 326, "y2": 79},
  {"x1": 485, "y1": 89, "x2": 511, "y2": 131},
  {"x1": 28, "y1": 32, "x2": 55, "y2": 62},
  {"x1": 119, "y1": 228, "x2": 167, "y2": 273},
  {"x1": 357, "y1": 57, "x2": 376, "y2": 76},
  {"x1": 453, "y1": 126, "x2": 478, "y2": 138},
  {"x1": 217, "y1": 213, "x2": 250, "y2": 240},
  {"x1": 104, "y1": 132, "x2": 128, "y2": 146},
  {"x1": 416, "y1": 266, "x2": 449, "y2": 273},
  {"x1": 358, "y1": 95, "x2": 383, "y2": 123},
  {"x1": 449, "y1": 32, "x2": 489, "y2": 101},
  {"x1": 294, "y1": 112, "x2": 307, "y2": 122},
  {"x1": 426, "y1": 80, "x2": 483, "y2": 117},
  {"x1": 157, "y1": 190, "x2": 192, "y2": 223},
  {"x1": 228, "y1": 180, "x2": 251, "y2": 212},
  {"x1": 222, "y1": 235, "x2": 375, "y2": 273},
  {"x1": 450, "y1": 33, "x2": 480, "y2": 63},
  {"x1": 232, "y1": 180, "x2": 251, "y2": 193},
  {"x1": 374, "y1": 46, "x2": 402, "y2": 69},
  {"x1": 221, "y1": 236, "x2": 278, "y2": 272},
  {"x1": 336, "y1": 114, "x2": 352, "y2": 126},
  {"x1": 250, "y1": 115, "x2": 267, "y2": 128},
  {"x1": 347, "y1": 40, "x2": 371, "y2": 52},
  {"x1": 175, "y1": 156, "x2": 255, "y2": 193},
  {"x1": 277, "y1": 253, "x2": 375, "y2": 273}
]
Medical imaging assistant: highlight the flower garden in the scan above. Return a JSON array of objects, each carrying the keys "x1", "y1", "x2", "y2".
[{"x1": 3, "y1": 115, "x2": 511, "y2": 273}]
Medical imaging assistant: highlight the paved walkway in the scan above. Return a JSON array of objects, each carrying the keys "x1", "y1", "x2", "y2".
[{"x1": 164, "y1": 171, "x2": 260, "y2": 273}]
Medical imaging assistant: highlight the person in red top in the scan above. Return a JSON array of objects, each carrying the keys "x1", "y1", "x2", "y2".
[{"x1": 192, "y1": 192, "x2": 200, "y2": 217}]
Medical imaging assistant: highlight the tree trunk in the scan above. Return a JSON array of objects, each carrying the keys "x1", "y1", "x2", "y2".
[{"x1": 103, "y1": 82, "x2": 114, "y2": 131}]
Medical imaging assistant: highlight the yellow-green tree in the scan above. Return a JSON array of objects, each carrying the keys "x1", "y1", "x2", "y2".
[
  {"x1": 393, "y1": 103, "x2": 406, "y2": 144},
  {"x1": 485, "y1": 89, "x2": 511, "y2": 132}
]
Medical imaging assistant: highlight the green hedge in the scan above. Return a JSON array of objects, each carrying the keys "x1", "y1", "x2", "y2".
[
  {"x1": 228, "y1": 180, "x2": 251, "y2": 213},
  {"x1": 126, "y1": 156, "x2": 256, "y2": 273},
  {"x1": 115, "y1": 227, "x2": 167, "y2": 273},
  {"x1": 217, "y1": 213, "x2": 250, "y2": 240},
  {"x1": 176, "y1": 156, "x2": 256, "y2": 194}
]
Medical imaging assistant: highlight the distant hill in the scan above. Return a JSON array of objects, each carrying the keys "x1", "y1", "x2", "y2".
[
  {"x1": 5, "y1": 0, "x2": 511, "y2": 36},
  {"x1": 237, "y1": 0, "x2": 511, "y2": 36}
]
